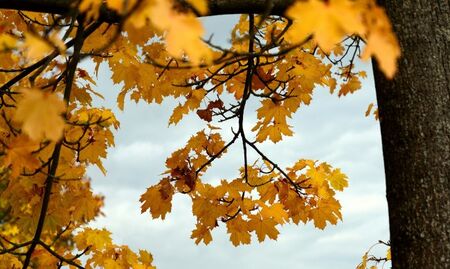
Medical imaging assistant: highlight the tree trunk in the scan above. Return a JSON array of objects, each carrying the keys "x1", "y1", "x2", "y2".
[{"x1": 373, "y1": 1, "x2": 450, "y2": 268}]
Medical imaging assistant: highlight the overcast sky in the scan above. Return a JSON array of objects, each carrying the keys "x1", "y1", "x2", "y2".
[{"x1": 86, "y1": 15, "x2": 390, "y2": 269}]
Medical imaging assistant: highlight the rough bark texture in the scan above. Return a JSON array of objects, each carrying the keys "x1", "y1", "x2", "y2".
[{"x1": 373, "y1": 1, "x2": 450, "y2": 268}]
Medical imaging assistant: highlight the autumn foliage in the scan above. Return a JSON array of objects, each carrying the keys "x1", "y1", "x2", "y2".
[{"x1": 0, "y1": 0, "x2": 398, "y2": 268}]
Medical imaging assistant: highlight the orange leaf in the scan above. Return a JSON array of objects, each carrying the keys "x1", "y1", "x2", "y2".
[
  {"x1": 191, "y1": 224, "x2": 213, "y2": 245},
  {"x1": 261, "y1": 203, "x2": 289, "y2": 224},
  {"x1": 365, "y1": 103, "x2": 374, "y2": 117},
  {"x1": 140, "y1": 178, "x2": 174, "y2": 219},
  {"x1": 252, "y1": 67, "x2": 274, "y2": 90},
  {"x1": 14, "y1": 88, "x2": 66, "y2": 141},
  {"x1": 3, "y1": 135, "x2": 40, "y2": 178},
  {"x1": 249, "y1": 216, "x2": 279, "y2": 242},
  {"x1": 286, "y1": 0, "x2": 365, "y2": 52},
  {"x1": 74, "y1": 228, "x2": 112, "y2": 250},
  {"x1": 22, "y1": 32, "x2": 53, "y2": 60}
]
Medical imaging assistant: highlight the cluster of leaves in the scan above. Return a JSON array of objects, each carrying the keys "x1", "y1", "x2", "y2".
[
  {"x1": 0, "y1": 9, "x2": 153, "y2": 269},
  {"x1": 0, "y1": 0, "x2": 399, "y2": 268}
]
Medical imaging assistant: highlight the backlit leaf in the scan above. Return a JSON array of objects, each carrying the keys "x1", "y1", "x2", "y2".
[{"x1": 14, "y1": 88, "x2": 66, "y2": 141}]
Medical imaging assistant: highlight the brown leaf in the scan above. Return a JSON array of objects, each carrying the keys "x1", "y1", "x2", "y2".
[
  {"x1": 207, "y1": 99, "x2": 224, "y2": 110},
  {"x1": 197, "y1": 108, "x2": 212, "y2": 122}
]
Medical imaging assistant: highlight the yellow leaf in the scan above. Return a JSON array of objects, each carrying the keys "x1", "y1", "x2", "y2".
[
  {"x1": 0, "y1": 253, "x2": 22, "y2": 268},
  {"x1": 169, "y1": 103, "x2": 189, "y2": 125},
  {"x1": 310, "y1": 198, "x2": 342, "y2": 229},
  {"x1": 140, "y1": 178, "x2": 174, "y2": 219},
  {"x1": 48, "y1": 32, "x2": 66, "y2": 54},
  {"x1": 79, "y1": 0, "x2": 102, "y2": 20},
  {"x1": 169, "y1": 89, "x2": 206, "y2": 125},
  {"x1": 306, "y1": 165, "x2": 326, "y2": 187},
  {"x1": 226, "y1": 216, "x2": 251, "y2": 246},
  {"x1": 192, "y1": 196, "x2": 222, "y2": 227},
  {"x1": 258, "y1": 183, "x2": 278, "y2": 203},
  {"x1": 386, "y1": 247, "x2": 391, "y2": 260},
  {"x1": 128, "y1": 0, "x2": 211, "y2": 64},
  {"x1": 328, "y1": 168, "x2": 348, "y2": 191},
  {"x1": 357, "y1": 252, "x2": 368, "y2": 269},
  {"x1": 74, "y1": 228, "x2": 112, "y2": 250},
  {"x1": 327, "y1": 77, "x2": 337, "y2": 93},
  {"x1": 69, "y1": 186, "x2": 103, "y2": 222},
  {"x1": 286, "y1": 0, "x2": 365, "y2": 52},
  {"x1": 106, "y1": 0, "x2": 124, "y2": 12},
  {"x1": 249, "y1": 216, "x2": 279, "y2": 242},
  {"x1": 139, "y1": 250, "x2": 154, "y2": 264},
  {"x1": 255, "y1": 123, "x2": 293, "y2": 143},
  {"x1": 361, "y1": 6, "x2": 400, "y2": 78},
  {"x1": 338, "y1": 76, "x2": 362, "y2": 97},
  {"x1": 0, "y1": 33, "x2": 16, "y2": 50},
  {"x1": 191, "y1": 224, "x2": 213, "y2": 245},
  {"x1": 14, "y1": 88, "x2": 66, "y2": 141},
  {"x1": 260, "y1": 203, "x2": 289, "y2": 224},
  {"x1": 317, "y1": 184, "x2": 333, "y2": 199},
  {"x1": 76, "y1": 128, "x2": 113, "y2": 175},
  {"x1": 362, "y1": 30, "x2": 400, "y2": 79},
  {"x1": 103, "y1": 259, "x2": 123, "y2": 269},
  {"x1": 22, "y1": 32, "x2": 53, "y2": 60},
  {"x1": 32, "y1": 247, "x2": 59, "y2": 268},
  {"x1": 3, "y1": 135, "x2": 40, "y2": 178},
  {"x1": 165, "y1": 14, "x2": 211, "y2": 64}
]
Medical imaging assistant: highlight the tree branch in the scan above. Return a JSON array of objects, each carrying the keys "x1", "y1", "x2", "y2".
[
  {"x1": 0, "y1": 0, "x2": 296, "y2": 22},
  {"x1": 21, "y1": 19, "x2": 87, "y2": 269}
]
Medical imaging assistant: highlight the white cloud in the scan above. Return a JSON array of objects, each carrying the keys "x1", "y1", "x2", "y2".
[{"x1": 110, "y1": 141, "x2": 165, "y2": 164}]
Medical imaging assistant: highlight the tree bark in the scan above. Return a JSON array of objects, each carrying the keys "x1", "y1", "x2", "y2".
[{"x1": 373, "y1": 1, "x2": 450, "y2": 268}]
